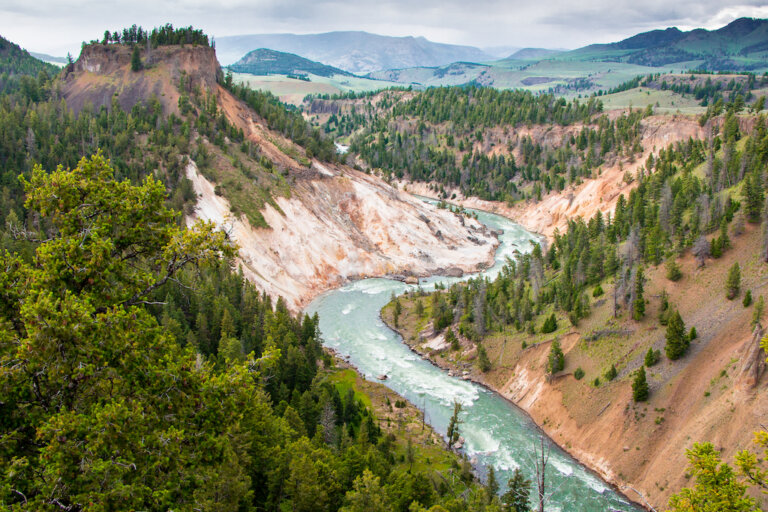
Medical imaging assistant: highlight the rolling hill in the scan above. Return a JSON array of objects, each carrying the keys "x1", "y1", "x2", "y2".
[
  {"x1": 229, "y1": 48, "x2": 353, "y2": 77},
  {"x1": 214, "y1": 30, "x2": 493, "y2": 73},
  {"x1": 566, "y1": 17, "x2": 768, "y2": 71}
]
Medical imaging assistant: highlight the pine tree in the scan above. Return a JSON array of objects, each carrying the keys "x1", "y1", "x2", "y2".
[
  {"x1": 726, "y1": 262, "x2": 741, "y2": 300},
  {"x1": 547, "y1": 339, "x2": 565, "y2": 375},
  {"x1": 131, "y1": 45, "x2": 142, "y2": 72},
  {"x1": 487, "y1": 465, "x2": 499, "y2": 499},
  {"x1": 665, "y1": 258, "x2": 682, "y2": 281},
  {"x1": 743, "y1": 290, "x2": 753, "y2": 307},
  {"x1": 446, "y1": 400, "x2": 463, "y2": 449},
  {"x1": 541, "y1": 312, "x2": 557, "y2": 333},
  {"x1": 644, "y1": 348, "x2": 660, "y2": 367},
  {"x1": 743, "y1": 171, "x2": 764, "y2": 223},
  {"x1": 665, "y1": 310, "x2": 688, "y2": 360},
  {"x1": 632, "y1": 366, "x2": 649, "y2": 402},
  {"x1": 477, "y1": 343, "x2": 492, "y2": 372},
  {"x1": 632, "y1": 267, "x2": 645, "y2": 321},
  {"x1": 502, "y1": 468, "x2": 532, "y2": 512}
]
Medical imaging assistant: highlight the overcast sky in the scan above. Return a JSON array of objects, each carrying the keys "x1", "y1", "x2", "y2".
[{"x1": 2, "y1": 0, "x2": 768, "y2": 57}]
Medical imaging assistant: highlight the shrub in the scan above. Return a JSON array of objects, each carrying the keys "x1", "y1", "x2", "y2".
[
  {"x1": 743, "y1": 290, "x2": 753, "y2": 307},
  {"x1": 688, "y1": 326, "x2": 697, "y2": 341},
  {"x1": 644, "y1": 348, "x2": 660, "y2": 367},
  {"x1": 574, "y1": 367, "x2": 585, "y2": 380},
  {"x1": 541, "y1": 313, "x2": 558, "y2": 334},
  {"x1": 605, "y1": 364, "x2": 618, "y2": 381},
  {"x1": 593, "y1": 285, "x2": 604, "y2": 297},
  {"x1": 665, "y1": 259, "x2": 682, "y2": 282}
]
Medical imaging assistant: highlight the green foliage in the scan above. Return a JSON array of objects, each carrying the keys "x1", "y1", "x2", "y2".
[
  {"x1": 547, "y1": 338, "x2": 565, "y2": 375},
  {"x1": 501, "y1": 468, "x2": 531, "y2": 512},
  {"x1": 446, "y1": 328, "x2": 460, "y2": 351},
  {"x1": 726, "y1": 262, "x2": 741, "y2": 300},
  {"x1": 743, "y1": 290, "x2": 753, "y2": 307},
  {"x1": 666, "y1": 258, "x2": 683, "y2": 281},
  {"x1": 446, "y1": 401, "x2": 463, "y2": 448},
  {"x1": 632, "y1": 366, "x2": 649, "y2": 402},
  {"x1": 753, "y1": 296, "x2": 765, "y2": 327},
  {"x1": 593, "y1": 284, "x2": 604, "y2": 297},
  {"x1": 541, "y1": 313, "x2": 558, "y2": 333},
  {"x1": 93, "y1": 23, "x2": 210, "y2": 47},
  {"x1": 605, "y1": 364, "x2": 618, "y2": 381},
  {"x1": 130, "y1": 45, "x2": 142, "y2": 71},
  {"x1": 665, "y1": 310, "x2": 689, "y2": 360},
  {"x1": 689, "y1": 326, "x2": 698, "y2": 340},
  {"x1": 632, "y1": 267, "x2": 646, "y2": 321},
  {"x1": 574, "y1": 367, "x2": 585, "y2": 380},
  {"x1": 667, "y1": 443, "x2": 757, "y2": 512},
  {"x1": 644, "y1": 347, "x2": 661, "y2": 367},
  {"x1": 477, "y1": 343, "x2": 492, "y2": 372}
]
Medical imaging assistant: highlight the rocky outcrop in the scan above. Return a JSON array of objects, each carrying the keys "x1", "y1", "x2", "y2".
[
  {"x1": 737, "y1": 323, "x2": 765, "y2": 390},
  {"x1": 62, "y1": 44, "x2": 221, "y2": 114}
]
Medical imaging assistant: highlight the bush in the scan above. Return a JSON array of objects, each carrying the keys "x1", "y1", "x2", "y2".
[
  {"x1": 593, "y1": 377, "x2": 601, "y2": 387},
  {"x1": 726, "y1": 262, "x2": 741, "y2": 300},
  {"x1": 605, "y1": 364, "x2": 618, "y2": 381},
  {"x1": 743, "y1": 290, "x2": 753, "y2": 307},
  {"x1": 593, "y1": 285, "x2": 604, "y2": 297},
  {"x1": 446, "y1": 329, "x2": 460, "y2": 351},
  {"x1": 665, "y1": 259, "x2": 682, "y2": 281},
  {"x1": 644, "y1": 348, "x2": 660, "y2": 367},
  {"x1": 688, "y1": 326, "x2": 697, "y2": 341},
  {"x1": 541, "y1": 313, "x2": 558, "y2": 334},
  {"x1": 574, "y1": 367, "x2": 585, "y2": 380}
]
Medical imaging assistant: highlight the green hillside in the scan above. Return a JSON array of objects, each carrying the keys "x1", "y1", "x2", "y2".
[
  {"x1": 566, "y1": 17, "x2": 768, "y2": 71},
  {"x1": 230, "y1": 48, "x2": 353, "y2": 78}
]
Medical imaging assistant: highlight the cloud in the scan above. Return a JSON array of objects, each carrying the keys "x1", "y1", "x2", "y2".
[{"x1": 0, "y1": 0, "x2": 763, "y2": 56}]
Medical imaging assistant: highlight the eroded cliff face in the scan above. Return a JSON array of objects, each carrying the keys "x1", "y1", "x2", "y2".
[
  {"x1": 186, "y1": 159, "x2": 497, "y2": 312},
  {"x1": 61, "y1": 44, "x2": 220, "y2": 114},
  {"x1": 400, "y1": 115, "x2": 706, "y2": 244}
]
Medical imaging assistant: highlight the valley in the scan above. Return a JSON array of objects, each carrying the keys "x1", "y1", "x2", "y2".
[{"x1": 2, "y1": 14, "x2": 768, "y2": 512}]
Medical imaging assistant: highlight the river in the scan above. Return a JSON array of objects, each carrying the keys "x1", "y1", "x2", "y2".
[{"x1": 305, "y1": 203, "x2": 643, "y2": 511}]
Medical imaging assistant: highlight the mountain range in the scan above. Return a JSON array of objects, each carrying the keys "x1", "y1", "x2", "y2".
[{"x1": 215, "y1": 31, "x2": 494, "y2": 73}]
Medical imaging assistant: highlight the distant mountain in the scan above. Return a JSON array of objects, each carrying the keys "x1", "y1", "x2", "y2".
[
  {"x1": 568, "y1": 17, "x2": 768, "y2": 71},
  {"x1": 481, "y1": 45, "x2": 521, "y2": 58},
  {"x1": 230, "y1": 48, "x2": 353, "y2": 78},
  {"x1": 215, "y1": 31, "x2": 494, "y2": 74},
  {"x1": 29, "y1": 51, "x2": 68, "y2": 65},
  {"x1": 506, "y1": 48, "x2": 564, "y2": 60}
]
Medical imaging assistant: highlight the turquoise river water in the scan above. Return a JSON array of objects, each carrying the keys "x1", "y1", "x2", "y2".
[{"x1": 305, "y1": 204, "x2": 644, "y2": 511}]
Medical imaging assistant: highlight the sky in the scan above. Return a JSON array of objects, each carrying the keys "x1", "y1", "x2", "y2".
[{"x1": 2, "y1": 0, "x2": 768, "y2": 57}]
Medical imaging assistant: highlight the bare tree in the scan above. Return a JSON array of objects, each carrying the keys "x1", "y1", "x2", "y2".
[
  {"x1": 693, "y1": 235, "x2": 710, "y2": 267},
  {"x1": 533, "y1": 436, "x2": 550, "y2": 512}
]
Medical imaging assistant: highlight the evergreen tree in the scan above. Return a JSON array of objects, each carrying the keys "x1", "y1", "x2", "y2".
[
  {"x1": 665, "y1": 310, "x2": 689, "y2": 360},
  {"x1": 477, "y1": 343, "x2": 492, "y2": 372},
  {"x1": 753, "y1": 296, "x2": 765, "y2": 327},
  {"x1": 632, "y1": 366, "x2": 649, "y2": 402},
  {"x1": 547, "y1": 339, "x2": 565, "y2": 375},
  {"x1": 541, "y1": 313, "x2": 557, "y2": 333},
  {"x1": 487, "y1": 465, "x2": 499, "y2": 499},
  {"x1": 743, "y1": 171, "x2": 764, "y2": 223},
  {"x1": 726, "y1": 262, "x2": 741, "y2": 300},
  {"x1": 665, "y1": 259, "x2": 682, "y2": 282},
  {"x1": 743, "y1": 290, "x2": 753, "y2": 307},
  {"x1": 446, "y1": 401, "x2": 463, "y2": 449},
  {"x1": 502, "y1": 468, "x2": 531, "y2": 512},
  {"x1": 644, "y1": 348, "x2": 660, "y2": 367},
  {"x1": 632, "y1": 267, "x2": 646, "y2": 321},
  {"x1": 131, "y1": 45, "x2": 142, "y2": 71},
  {"x1": 605, "y1": 364, "x2": 618, "y2": 381}
]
